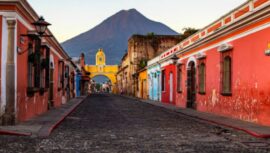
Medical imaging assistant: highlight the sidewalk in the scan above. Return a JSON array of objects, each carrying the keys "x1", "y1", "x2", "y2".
[
  {"x1": 120, "y1": 94, "x2": 270, "y2": 138},
  {"x1": 0, "y1": 96, "x2": 86, "y2": 137}
]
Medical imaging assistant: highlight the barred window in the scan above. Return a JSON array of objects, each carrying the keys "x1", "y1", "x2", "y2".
[
  {"x1": 27, "y1": 41, "x2": 34, "y2": 88},
  {"x1": 45, "y1": 46, "x2": 50, "y2": 88},
  {"x1": 58, "y1": 61, "x2": 64, "y2": 90},
  {"x1": 162, "y1": 70, "x2": 165, "y2": 91},
  {"x1": 40, "y1": 49, "x2": 45, "y2": 90},
  {"x1": 34, "y1": 38, "x2": 41, "y2": 88},
  {"x1": 222, "y1": 56, "x2": 232, "y2": 95},
  {"x1": 177, "y1": 65, "x2": 182, "y2": 93},
  {"x1": 198, "y1": 63, "x2": 206, "y2": 94}
]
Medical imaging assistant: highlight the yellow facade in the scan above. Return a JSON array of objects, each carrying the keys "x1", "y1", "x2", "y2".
[
  {"x1": 138, "y1": 69, "x2": 148, "y2": 99},
  {"x1": 85, "y1": 49, "x2": 118, "y2": 93}
]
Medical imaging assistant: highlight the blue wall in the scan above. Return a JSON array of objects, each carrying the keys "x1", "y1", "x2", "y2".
[
  {"x1": 148, "y1": 65, "x2": 161, "y2": 101},
  {"x1": 75, "y1": 73, "x2": 81, "y2": 96}
]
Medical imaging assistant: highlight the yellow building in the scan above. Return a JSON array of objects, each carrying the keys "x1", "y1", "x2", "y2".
[
  {"x1": 137, "y1": 68, "x2": 148, "y2": 99},
  {"x1": 84, "y1": 49, "x2": 118, "y2": 93}
]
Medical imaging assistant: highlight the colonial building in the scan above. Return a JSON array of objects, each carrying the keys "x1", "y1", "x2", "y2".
[
  {"x1": 116, "y1": 52, "x2": 129, "y2": 94},
  {"x1": 0, "y1": 0, "x2": 77, "y2": 125},
  {"x1": 148, "y1": 0, "x2": 270, "y2": 126},
  {"x1": 118, "y1": 34, "x2": 181, "y2": 96},
  {"x1": 147, "y1": 56, "x2": 161, "y2": 101},
  {"x1": 133, "y1": 68, "x2": 148, "y2": 99},
  {"x1": 84, "y1": 49, "x2": 118, "y2": 93}
]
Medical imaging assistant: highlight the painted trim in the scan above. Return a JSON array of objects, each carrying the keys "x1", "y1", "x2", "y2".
[
  {"x1": 1, "y1": 17, "x2": 7, "y2": 116},
  {"x1": 180, "y1": 21, "x2": 270, "y2": 62},
  {"x1": 160, "y1": 59, "x2": 174, "y2": 68},
  {"x1": 159, "y1": 0, "x2": 270, "y2": 61},
  {"x1": 50, "y1": 54, "x2": 55, "y2": 69},
  {"x1": 186, "y1": 56, "x2": 197, "y2": 69},
  {"x1": 12, "y1": 18, "x2": 17, "y2": 116},
  {"x1": 50, "y1": 46, "x2": 64, "y2": 60},
  {"x1": 0, "y1": 11, "x2": 33, "y2": 30}
]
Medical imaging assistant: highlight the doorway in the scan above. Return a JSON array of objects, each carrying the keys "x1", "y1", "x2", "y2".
[
  {"x1": 169, "y1": 72, "x2": 173, "y2": 103},
  {"x1": 187, "y1": 61, "x2": 196, "y2": 109}
]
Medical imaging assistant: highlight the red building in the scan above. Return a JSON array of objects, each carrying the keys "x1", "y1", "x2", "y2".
[
  {"x1": 161, "y1": 61, "x2": 177, "y2": 104},
  {"x1": 0, "y1": 0, "x2": 76, "y2": 125},
  {"x1": 158, "y1": 0, "x2": 270, "y2": 126}
]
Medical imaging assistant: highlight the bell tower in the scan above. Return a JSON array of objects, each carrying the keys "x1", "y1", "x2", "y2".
[
  {"x1": 96, "y1": 48, "x2": 106, "y2": 65},
  {"x1": 85, "y1": 48, "x2": 118, "y2": 93}
]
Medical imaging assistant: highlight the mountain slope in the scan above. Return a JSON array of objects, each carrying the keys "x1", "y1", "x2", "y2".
[{"x1": 62, "y1": 9, "x2": 178, "y2": 65}]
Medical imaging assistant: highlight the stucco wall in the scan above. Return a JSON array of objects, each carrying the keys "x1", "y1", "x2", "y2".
[
  {"x1": 161, "y1": 64, "x2": 177, "y2": 104},
  {"x1": 175, "y1": 20, "x2": 270, "y2": 126}
]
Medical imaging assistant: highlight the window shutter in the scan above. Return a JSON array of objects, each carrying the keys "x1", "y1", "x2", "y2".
[
  {"x1": 34, "y1": 37, "x2": 41, "y2": 88},
  {"x1": 45, "y1": 47, "x2": 50, "y2": 88}
]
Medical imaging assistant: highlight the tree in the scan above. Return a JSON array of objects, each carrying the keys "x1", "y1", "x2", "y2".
[
  {"x1": 147, "y1": 32, "x2": 155, "y2": 37},
  {"x1": 180, "y1": 27, "x2": 199, "y2": 40}
]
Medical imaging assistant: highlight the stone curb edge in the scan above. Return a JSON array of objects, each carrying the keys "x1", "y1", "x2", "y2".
[
  {"x1": 43, "y1": 96, "x2": 88, "y2": 137},
  {"x1": 118, "y1": 94, "x2": 270, "y2": 138},
  {"x1": 0, "y1": 96, "x2": 87, "y2": 137},
  {"x1": 0, "y1": 130, "x2": 31, "y2": 136}
]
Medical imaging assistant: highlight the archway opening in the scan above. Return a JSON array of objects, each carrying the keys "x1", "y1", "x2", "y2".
[
  {"x1": 91, "y1": 75, "x2": 112, "y2": 93},
  {"x1": 187, "y1": 61, "x2": 196, "y2": 109}
]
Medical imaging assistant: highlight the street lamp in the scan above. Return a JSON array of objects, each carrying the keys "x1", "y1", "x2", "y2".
[
  {"x1": 32, "y1": 16, "x2": 51, "y2": 36},
  {"x1": 18, "y1": 16, "x2": 51, "y2": 55},
  {"x1": 171, "y1": 54, "x2": 179, "y2": 65}
]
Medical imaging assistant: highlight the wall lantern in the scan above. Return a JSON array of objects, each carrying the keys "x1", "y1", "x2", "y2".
[
  {"x1": 171, "y1": 54, "x2": 179, "y2": 65},
  {"x1": 32, "y1": 16, "x2": 51, "y2": 36},
  {"x1": 19, "y1": 16, "x2": 52, "y2": 55},
  {"x1": 265, "y1": 43, "x2": 270, "y2": 56}
]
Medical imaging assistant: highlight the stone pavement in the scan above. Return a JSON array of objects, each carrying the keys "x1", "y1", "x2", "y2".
[
  {"x1": 121, "y1": 95, "x2": 270, "y2": 138},
  {"x1": 0, "y1": 96, "x2": 86, "y2": 137},
  {"x1": 0, "y1": 94, "x2": 270, "y2": 152}
]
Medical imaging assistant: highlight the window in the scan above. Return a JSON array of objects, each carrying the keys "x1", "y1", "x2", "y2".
[
  {"x1": 162, "y1": 70, "x2": 165, "y2": 91},
  {"x1": 39, "y1": 45, "x2": 50, "y2": 94},
  {"x1": 58, "y1": 60, "x2": 65, "y2": 90},
  {"x1": 198, "y1": 63, "x2": 206, "y2": 94},
  {"x1": 177, "y1": 64, "x2": 182, "y2": 93},
  {"x1": 34, "y1": 37, "x2": 41, "y2": 89},
  {"x1": 39, "y1": 47, "x2": 46, "y2": 93},
  {"x1": 44, "y1": 46, "x2": 50, "y2": 88},
  {"x1": 27, "y1": 36, "x2": 42, "y2": 96},
  {"x1": 65, "y1": 65, "x2": 70, "y2": 90},
  {"x1": 222, "y1": 56, "x2": 232, "y2": 95},
  {"x1": 27, "y1": 41, "x2": 34, "y2": 89}
]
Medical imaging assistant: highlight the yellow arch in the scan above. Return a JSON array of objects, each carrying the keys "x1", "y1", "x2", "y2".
[
  {"x1": 84, "y1": 49, "x2": 118, "y2": 93},
  {"x1": 90, "y1": 73, "x2": 117, "y2": 84}
]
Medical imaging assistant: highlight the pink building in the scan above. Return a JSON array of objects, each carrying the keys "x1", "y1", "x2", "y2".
[
  {"x1": 0, "y1": 0, "x2": 76, "y2": 125},
  {"x1": 158, "y1": 0, "x2": 270, "y2": 126}
]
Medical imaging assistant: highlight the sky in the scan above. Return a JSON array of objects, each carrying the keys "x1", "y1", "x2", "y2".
[{"x1": 27, "y1": 0, "x2": 246, "y2": 43}]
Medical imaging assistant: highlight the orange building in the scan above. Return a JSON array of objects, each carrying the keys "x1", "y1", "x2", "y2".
[{"x1": 135, "y1": 68, "x2": 148, "y2": 99}]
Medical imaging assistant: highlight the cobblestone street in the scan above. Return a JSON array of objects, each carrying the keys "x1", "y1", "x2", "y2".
[{"x1": 1, "y1": 94, "x2": 270, "y2": 153}]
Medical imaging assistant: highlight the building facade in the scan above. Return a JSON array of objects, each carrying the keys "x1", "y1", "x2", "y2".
[
  {"x1": 116, "y1": 52, "x2": 129, "y2": 94},
  {"x1": 135, "y1": 68, "x2": 148, "y2": 99},
  {"x1": 84, "y1": 49, "x2": 118, "y2": 93},
  {"x1": 118, "y1": 34, "x2": 181, "y2": 96},
  {"x1": 147, "y1": 56, "x2": 161, "y2": 101},
  {"x1": 0, "y1": 0, "x2": 76, "y2": 125},
  {"x1": 160, "y1": 60, "x2": 177, "y2": 104},
  {"x1": 155, "y1": 0, "x2": 270, "y2": 126}
]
